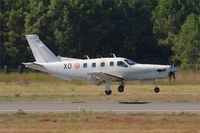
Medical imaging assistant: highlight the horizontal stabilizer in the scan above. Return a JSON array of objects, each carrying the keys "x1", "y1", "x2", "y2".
[{"x1": 22, "y1": 62, "x2": 47, "y2": 72}]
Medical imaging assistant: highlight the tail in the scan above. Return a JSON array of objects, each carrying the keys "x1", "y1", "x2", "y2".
[{"x1": 25, "y1": 34, "x2": 59, "y2": 63}]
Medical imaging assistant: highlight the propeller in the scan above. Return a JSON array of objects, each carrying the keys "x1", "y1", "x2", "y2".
[
  {"x1": 169, "y1": 71, "x2": 175, "y2": 81},
  {"x1": 168, "y1": 62, "x2": 177, "y2": 81}
]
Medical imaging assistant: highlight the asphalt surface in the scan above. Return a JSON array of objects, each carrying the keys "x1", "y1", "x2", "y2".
[{"x1": 0, "y1": 102, "x2": 199, "y2": 114}]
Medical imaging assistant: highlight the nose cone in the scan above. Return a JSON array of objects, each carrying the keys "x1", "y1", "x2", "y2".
[
  {"x1": 155, "y1": 65, "x2": 177, "y2": 73},
  {"x1": 168, "y1": 65, "x2": 177, "y2": 81},
  {"x1": 155, "y1": 65, "x2": 170, "y2": 71}
]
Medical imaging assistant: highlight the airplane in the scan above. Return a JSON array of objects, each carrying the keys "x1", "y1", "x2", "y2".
[{"x1": 23, "y1": 34, "x2": 177, "y2": 95}]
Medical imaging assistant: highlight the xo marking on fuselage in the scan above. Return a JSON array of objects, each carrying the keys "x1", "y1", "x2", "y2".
[{"x1": 64, "y1": 63, "x2": 72, "y2": 69}]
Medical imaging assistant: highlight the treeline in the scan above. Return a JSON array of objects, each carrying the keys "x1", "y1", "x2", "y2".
[{"x1": 0, "y1": 0, "x2": 199, "y2": 69}]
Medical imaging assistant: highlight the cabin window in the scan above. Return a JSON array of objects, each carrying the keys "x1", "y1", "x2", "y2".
[
  {"x1": 92, "y1": 63, "x2": 96, "y2": 68},
  {"x1": 83, "y1": 63, "x2": 87, "y2": 68},
  {"x1": 117, "y1": 61, "x2": 128, "y2": 67},
  {"x1": 101, "y1": 62, "x2": 105, "y2": 67},
  {"x1": 110, "y1": 61, "x2": 114, "y2": 66}
]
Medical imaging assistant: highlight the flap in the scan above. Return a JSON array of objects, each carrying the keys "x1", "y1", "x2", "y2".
[{"x1": 88, "y1": 72, "x2": 124, "y2": 84}]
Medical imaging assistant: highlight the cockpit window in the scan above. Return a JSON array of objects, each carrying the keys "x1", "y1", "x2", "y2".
[
  {"x1": 124, "y1": 59, "x2": 136, "y2": 65},
  {"x1": 117, "y1": 61, "x2": 128, "y2": 67}
]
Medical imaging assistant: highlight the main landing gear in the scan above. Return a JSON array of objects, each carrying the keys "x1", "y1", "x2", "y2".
[
  {"x1": 105, "y1": 89, "x2": 112, "y2": 95},
  {"x1": 105, "y1": 80, "x2": 125, "y2": 95},
  {"x1": 118, "y1": 80, "x2": 125, "y2": 92},
  {"x1": 105, "y1": 80, "x2": 112, "y2": 95}
]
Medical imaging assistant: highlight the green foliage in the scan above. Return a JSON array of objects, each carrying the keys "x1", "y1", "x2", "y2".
[
  {"x1": 152, "y1": 0, "x2": 199, "y2": 46},
  {"x1": 173, "y1": 14, "x2": 200, "y2": 69},
  {"x1": 0, "y1": 0, "x2": 199, "y2": 68},
  {"x1": 152, "y1": 0, "x2": 200, "y2": 67}
]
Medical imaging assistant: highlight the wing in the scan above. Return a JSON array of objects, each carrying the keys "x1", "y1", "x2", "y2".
[
  {"x1": 22, "y1": 62, "x2": 48, "y2": 72},
  {"x1": 87, "y1": 72, "x2": 124, "y2": 85}
]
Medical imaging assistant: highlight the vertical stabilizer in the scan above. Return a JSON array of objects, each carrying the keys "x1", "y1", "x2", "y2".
[{"x1": 25, "y1": 34, "x2": 58, "y2": 63}]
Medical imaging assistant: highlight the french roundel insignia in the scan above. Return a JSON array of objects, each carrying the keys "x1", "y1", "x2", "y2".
[{"x1": 74, "y1": 63, "x2": 80, "y2": 69}]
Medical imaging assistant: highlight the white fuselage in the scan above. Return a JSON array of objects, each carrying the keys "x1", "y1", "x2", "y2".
[{"x1": 41, "y1": 57, "x2": 171, "y2": 81}]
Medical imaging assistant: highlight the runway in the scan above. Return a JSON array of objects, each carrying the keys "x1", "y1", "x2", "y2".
[{"x1": 0, "y1": 102, "x2": 199, "y2": 114}]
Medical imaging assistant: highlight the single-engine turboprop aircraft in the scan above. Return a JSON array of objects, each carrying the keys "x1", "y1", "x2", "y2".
[{"x1": 23, "y1": 35, "x2": 177, "y2": 95}]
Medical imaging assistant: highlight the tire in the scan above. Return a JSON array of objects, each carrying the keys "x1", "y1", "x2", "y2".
[
  {"x1": 154, "y1": 87, "x2": 160, "y2": 93},
  {"x1": 105, "y1": 90, "x2": 112, "y2": 95},
  {"x1": 118, "y1": 85, "x2": 124, "y2": 92}
]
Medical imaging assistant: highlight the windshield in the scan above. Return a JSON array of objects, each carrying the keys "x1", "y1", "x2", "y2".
[
  {"x1": 117, "y1": 61, "x2": 128, "y2": 67},
  {"x1": 124, "y1": 59, "x2": 136, "y2": 65}
]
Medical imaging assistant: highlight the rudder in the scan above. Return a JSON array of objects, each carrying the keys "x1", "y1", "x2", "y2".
[{"x1": 25, "y1": 34, "x2": 58, "y2": 63}]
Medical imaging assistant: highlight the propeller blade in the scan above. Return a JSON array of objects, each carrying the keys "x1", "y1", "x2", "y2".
[
  {"x1": 169, "y1": 72, "x2": 176, "y2": 81},
  {"x1": 172, "y1": 72, "x2": 175, "y2": 80},
  {"x1": 170, "y1": 61, "x2": 175, "y2": 69}
]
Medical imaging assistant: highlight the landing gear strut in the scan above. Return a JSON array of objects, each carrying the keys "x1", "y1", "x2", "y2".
[
  {"x1": 153, "y1": 80, "x2": 160, "y2": 93},
  {"x1": 118, "y1": 80, "x2": 125, "y2": 92},
  {"x1": 105, "y1": 80, "x2": 112, "y2": 95}
]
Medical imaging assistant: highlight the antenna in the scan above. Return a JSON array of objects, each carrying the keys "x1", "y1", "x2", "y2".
[
  {"x1": 83, "y1": 55, "x2": 90, "y2": 59},
  {"x1": 110, "y1": 53, "x2": 116, "y2": 58}
]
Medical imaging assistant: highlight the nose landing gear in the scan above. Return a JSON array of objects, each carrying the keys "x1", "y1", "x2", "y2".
[
  {"x1": 153, "y1": 80, "x2": 160, "y2": 93},
  {"x1": 154, "y1": 87, "x2": 160, "y2": 93}
]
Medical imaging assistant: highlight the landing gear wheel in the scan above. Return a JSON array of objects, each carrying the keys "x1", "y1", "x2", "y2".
[
  {"x1": 118, "y1": 85, "x2": 124, "y2": 92},
  {"x1": 154, "y1": 87, "x2": 160, "y2": 93},
  {"x1": 105, "y1": 90, "x2": 112, "y2": 95}
]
